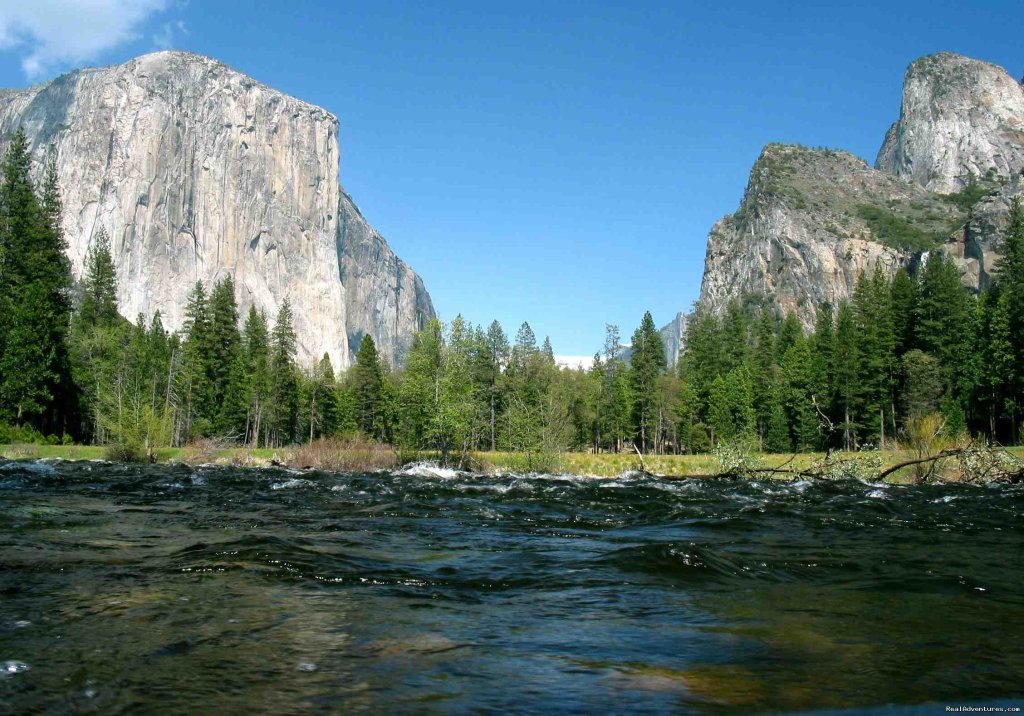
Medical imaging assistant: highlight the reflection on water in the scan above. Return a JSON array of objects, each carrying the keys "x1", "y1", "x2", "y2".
[{"x1": 1, "y1": 461, "x2": 1022, "y2": 714}]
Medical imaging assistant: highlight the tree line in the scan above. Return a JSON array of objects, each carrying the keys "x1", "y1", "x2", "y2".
[{"x1": 3, "y1": 127, "x2": 1024, "y2": 458}]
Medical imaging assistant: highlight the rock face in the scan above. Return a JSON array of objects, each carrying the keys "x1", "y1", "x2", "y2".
[
  {"x1": 696, "y1": 53, "x2": 1024, "y2": 332},
  {"x1": 0, "y1": 50, "x2": 434, "y2": 367},
  {"x1": 658, "y1": 312, "x2": 689, "y2": 368},
  {"x1": 699, "y1": 144, "x2": 964, "y2": 329},
  {"x1": 337, "y1": 191, "x2": 434, "y2": 365},
  {"x1": 876, "y1": 53, "x2": 1024, "y2": 193}
]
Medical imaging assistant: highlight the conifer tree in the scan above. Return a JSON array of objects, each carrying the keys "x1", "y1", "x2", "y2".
[
  {"x1": 0, "y1": 130, "x2": 75, "y2": 434},
  {"x1": 268, "y1": 300, "x2": 299, "y2": 445},
  {"x1": 76, "y1": 229, "x2": 119, "y2": 330},
  {"x1": 752, "y1": 306, "x2": 779, "y2": 439},
  {"x1": 890, "y1": 268, "x2": 919, "y2": 356},
  {"x1": 781, "y1": 339, "x2": 820, "y2": 451},
  {"x1": 242, "y1": 307, "x2": 271, "y2": 446},
  {"x1": 208, "y1": 277, "x2": 242, "y2": 435},
  {"x1": 179, "y1": 282, "x2": 213, "y2": 438},
  {"x1": 483, "y1": 320, "x2": 509, "y2": 450},
  {"x1": 353, "y1": 334, "x2": 385, "y2": 438},
  {"x1": 916, "y1": 255, "x2": 973, "y2": 399},
  {"x1": 679, "y1": 306, "x2": 723, "y2": 423},
  {"x1": 833, "y1": 302, "x2": 861, "y2": 450},
  {"x1": 852, "y1": 267, "x2": 896, "y2": 444},
  {"x1": 707, "y1": 375, "x2": 733, "y2": 445},
  {"x1": 315, "y1": 353, "x2": 339, "y2": 438},
  {"x1": 629, "y1": 311, "x2": 666, "y2": 451},
  {"x1": 597, "y1": 324, "x2": 631, "y2": 451}
]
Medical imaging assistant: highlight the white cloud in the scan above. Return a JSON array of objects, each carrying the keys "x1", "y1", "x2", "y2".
[
  {"x1": 0, "y1": 0, "x2": 168, "y2": 80},
  {"x1": 152, "y1": 19, "x2": 186, "y2": 50}
]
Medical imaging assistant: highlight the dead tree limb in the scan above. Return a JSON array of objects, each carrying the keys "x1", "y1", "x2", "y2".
[
  {"x1": 873, "y1": 449, "x2": 962, "y2": 482},
  {"x1": 630, "y1": 442, "x2": 651, "y2": 476}
]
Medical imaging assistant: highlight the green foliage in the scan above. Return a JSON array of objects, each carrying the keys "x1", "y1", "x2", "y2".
[
  {"x1": 75, "y1": 228, "x2": 119, "y2": 330},
  {"x1": 0, "y1": 129, "x2": 75, "y2": 435},
  {"x1": 352, "y1": 335, "x2": 386, "y2": 439},
  {"x1": 628, "y1": 311, "x2": 666, "y2": 452},
  {"x1": 712, "y1": 437, "x2": 762, "y2": 477},
  {"x1": 268, "y1": 300, "x2": 299, "y2": 446},
  {"x1": 103, "y1": 441, "x2": 145, "y2": 463},
  {"x1": 941, "y1": 177, "x2": 1000, "y2": 212},
  {"x1": 856, "y1": 204, "x2": 947, "y2": 252},
  {"x1": 5, "y1": 121, "x2": 1024, "y2": 458}
]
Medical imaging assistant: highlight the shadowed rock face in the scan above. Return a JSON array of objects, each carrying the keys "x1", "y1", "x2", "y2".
[
  {"x1": 876, "y1": 53, "x2": 1024, "y2": 194},
  {"x1": 0, "y1": 50, "x2": 434, "y2": 368},
  {"x1": 696, "y1": 53, "x2": 1024, "y2": 333}
]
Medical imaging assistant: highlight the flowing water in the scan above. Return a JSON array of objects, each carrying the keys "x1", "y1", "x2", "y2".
[{"x1": 1, "y1": 460, "x2": 1022, "y2": 714}]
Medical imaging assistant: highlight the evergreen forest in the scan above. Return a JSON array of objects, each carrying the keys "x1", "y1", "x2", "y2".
[{"x1": 3, "y1": 129, "x2": 1024, "y2": 461}]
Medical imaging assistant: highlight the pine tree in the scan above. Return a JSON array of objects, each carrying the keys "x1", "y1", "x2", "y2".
[
  {"x1": 775, "y1": 313, "x2": 803, "y2": 364},
  {"x1": 811, "y1": 302, "x2": 836, "y2": 432},
  {"x1": 995, "y1": 197, "x2": 1024, "y2": 430},
  {"x1": 179, "y1": 282, "x2": 213, "y2": 438},
  {"x1": 0, "y1": 130, "x2": 75, "y2": 434},
  {"x1": 629, "y1": 311, "x2": 667, "y2": 451},
  {"x1": 76, "y1": 228, "x2": 119, "y2": 330},
  {"x1": 242, "y1": 307, "x2": 271, "y2": 446},
  {"x1": 890, "y1": 268, "x2": 919, "y2": 356},
  {"x1": 916, "y1": 255, "x2": 973, "y2": 399},
  {"x1": 833, "y1": 302, "x2": 861, "y2": 450},
  {"x1": 724, "y1": 365, "x2": 756, "y2": 439},
  {"x1": 707, "y1": 375, "x2": 734, "y2": 445},
  {"x1": 721, "y1": 301, "x2": 750, "y2": 372},
  {"x1": 751, "y1": 306, "x2": 779, "y2": 441},
  {"x1": 596, "y1": 324, "x2": 631, "y2": 451},
  {"x1": 765, "y1": 388, "x2": 792, "y2": 453},
  {"x1": 852, "y1": 267, "x2": 896, "y2": 445},
  {"x1": 679, "y1": 306, "x2": 723, "y2": 424},
  {"x1": 268, "y1": 300, "x2": 299, "y2": 445},
  {"x1": 483, "y1": 320, "x2": 509, "y2": 450},
  {"x1": 781, "y1": 339, "x2": 819, "y2": 451},
  {"x1": 0, "y1": 284, "x2": 59, "y2": 426},
  {"x1": 352, "y1": 334, "x2": 385, "y2": 438},
  {"x1": 314, "y1": 353, "x2": 339, "y2": 438},
  {"x1": 208, "y1": 277, "x2": 242, "y2": 435}
]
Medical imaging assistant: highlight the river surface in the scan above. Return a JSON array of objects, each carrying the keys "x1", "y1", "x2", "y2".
[{"x1": 1, "y1": 460, "x2": 1022, "y2": 714}]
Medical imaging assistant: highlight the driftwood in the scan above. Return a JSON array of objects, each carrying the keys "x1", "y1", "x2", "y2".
[
  {"x1": 873, "y1": 449, "x2": 963, "y2": 482},
  {"x1": 630, "y1": 443, "x2": 651, "y2": 476}
]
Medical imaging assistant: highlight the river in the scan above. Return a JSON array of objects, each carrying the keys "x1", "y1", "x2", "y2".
[{"x1": 1, "y1": 459, "x2": 1022, "y2": 714}]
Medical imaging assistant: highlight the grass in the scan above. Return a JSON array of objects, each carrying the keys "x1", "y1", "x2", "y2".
[{"x1": 4, "y1": 443, "x2": 1022, "y2": 482}]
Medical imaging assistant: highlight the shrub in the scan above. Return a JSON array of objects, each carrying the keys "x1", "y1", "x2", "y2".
[
  {"x1": 104, "y1": 442, "x2": 145, "y2": 463},
  {"x1": 283, "y1": 436, "x2": 398, "y2": 473},
  {"x1": 183, "y1": 438, "x2": 230, "y2": 464},
  {"x1": 712, "y1": 437, "x2": 762, "y2": 477},
  {"x1": 0, "y1": 423, "x2": 45, "y2": 444},
  {"x1": 856, "y1": 204, "x2": 946, "y2": 252}
]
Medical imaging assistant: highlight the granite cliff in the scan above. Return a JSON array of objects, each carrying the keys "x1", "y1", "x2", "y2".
[
  {"x1": 0, "y1": 50, "x2": 434, "y2": 368},
  {"x1": 876, "y1": 52, "x2": 1024, "y2": 193},
  {"x1": 696, "y1": 52, "x2": 1024, "y2": 332}
]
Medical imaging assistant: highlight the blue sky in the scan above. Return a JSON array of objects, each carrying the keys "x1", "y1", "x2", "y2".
[{"x1": 0, "y1": 1, "x2": 1021, "y2": 358}]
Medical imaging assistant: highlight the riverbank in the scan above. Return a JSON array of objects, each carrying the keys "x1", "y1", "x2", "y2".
[{"x1": 5, "y1": 442, "x2": 1019, "y2": 482}]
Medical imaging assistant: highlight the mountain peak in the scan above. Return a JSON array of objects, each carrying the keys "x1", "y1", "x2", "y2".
[{"x1": 876, "y1": 53, "x2": 1024, "y2": 193}]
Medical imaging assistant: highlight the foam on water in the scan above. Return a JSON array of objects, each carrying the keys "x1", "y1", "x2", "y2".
[
  {"x1": 0, "y1": 462, "x2": 1022, "y2": 714},
  {"x1": 398, "y1": 461, "x2": 463, "y2": 479}
]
